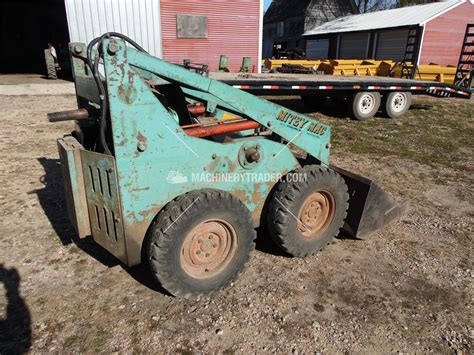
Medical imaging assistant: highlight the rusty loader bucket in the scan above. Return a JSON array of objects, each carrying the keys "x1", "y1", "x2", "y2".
[{"x1": 332, "y1": 166, "x2": 408, "y2": 239}]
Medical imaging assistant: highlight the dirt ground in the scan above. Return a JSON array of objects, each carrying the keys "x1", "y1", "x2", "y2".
[{"x1": 0, "y1": 92, "x2": 472, "y2": 353}]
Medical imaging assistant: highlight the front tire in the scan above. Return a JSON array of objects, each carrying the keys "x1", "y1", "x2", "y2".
[
  {"x1": 146, "y1": 189, "x2": 256, "y2": 298},
  {"x1": 267, "y1": 166, "x2": 349, "y2": 257}
]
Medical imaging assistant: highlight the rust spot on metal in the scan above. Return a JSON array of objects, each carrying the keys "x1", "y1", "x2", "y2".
[
  {"x1": 225, "y1": 157, "x2": 239, "y2": 172},
  {"x1": 232, "y1": 190, "x2": 247, "y2": 203},
  {"x1": 127, "y1": 70, "x2": 135, "y2": 85},
  {"x1": 205, "y1": 156, "x2": 221, "y2": 172},
  {"x1": 137, "y1": 131, "x2": 147, "y2": 144},
  {"x1": 123, "y1": 204, "x2": 163, "y2": 266}
]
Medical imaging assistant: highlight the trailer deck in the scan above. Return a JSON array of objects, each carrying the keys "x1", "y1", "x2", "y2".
[{"x1": 210, "y1": 72, "x2": 472, "y2": 99}]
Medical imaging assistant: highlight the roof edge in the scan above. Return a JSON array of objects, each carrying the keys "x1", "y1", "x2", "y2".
[
  {"x1": 420, "y1": 0, "x2": 466, "y2": 26},
  {"x1": 302, "y1": 0, "x2": 466, "y2": 37}
]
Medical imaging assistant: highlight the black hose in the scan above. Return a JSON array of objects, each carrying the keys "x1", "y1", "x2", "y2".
[{"x1": 85, "y1": 32, "x2": 147, "y2": 155}]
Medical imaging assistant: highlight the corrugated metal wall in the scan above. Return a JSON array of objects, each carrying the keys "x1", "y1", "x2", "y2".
[
  {"x1": 64, "y1": 0, "x2": 162, "y2": 57},
  {"x1": 160, "y1": 0, "x2": 260, "y2": 72},
  {"x1": 420, "y1": 1, "x2": 474, "y2": 66},
  {"x1": 338, "y1": 33, "x2": 369, "y2": 59},
  {"x1": 306, "y1": 39, "x2": 329, "y2": 59}
]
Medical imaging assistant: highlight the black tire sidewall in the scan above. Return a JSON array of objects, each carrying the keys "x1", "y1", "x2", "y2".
[
  {"x1": 148, "y1": 190, "x2": 255, "y2": 296},
  {"x1": 268, "y1": 167, "x2": 349, "y2": 257},
  {"x1": 282, "y1": 175, "x2": 347, "y2": 252}
]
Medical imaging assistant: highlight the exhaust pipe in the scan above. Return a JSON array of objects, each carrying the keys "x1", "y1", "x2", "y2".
[{"x1": 48, "y1": 108, "x2": 90, "y2": 122}]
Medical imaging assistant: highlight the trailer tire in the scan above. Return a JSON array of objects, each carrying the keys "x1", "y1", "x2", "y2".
[
  {"x1": 301, "y1": 95, "x2": 327, "y2": 111},
  {"x1": 350, "y1": 92, "x2": 381, "y2": 121},
  {"x1": 146, "y1": 189, "x2": 256, "y2": 298},
  {"x1": 382, "y1": 92, "x2": 412, "y2": 119},
  {"x1": 267, "y1": 165, "x2": 349, "y2": 257}
]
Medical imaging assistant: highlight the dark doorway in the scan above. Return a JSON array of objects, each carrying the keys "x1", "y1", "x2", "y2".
[{"x1": 0, "y1": 0, "x2": 70, "y2": 74}]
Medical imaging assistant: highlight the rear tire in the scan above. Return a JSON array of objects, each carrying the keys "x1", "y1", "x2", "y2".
[
  {"x1": 266, "y1": 166, "x2": 349, "y2": 257},
  {"x1": 350, "y1": 92, "x2": 381, "y2": 121},
  {"x1": 382, "y1": 92, "x2": 412, "y2": 118},
  {"x1": 146, "y1": 189, "x2": 256, "y2": 298}
]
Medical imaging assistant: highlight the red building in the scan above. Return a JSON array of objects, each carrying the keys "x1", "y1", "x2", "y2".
[
  {"x1": 161, "y1": 0, "x2": 263, "y2": 72},
  {"x1": 420, "y1": 1, "x2": 474, "y2": 65},
  {"x1": 61, "y1": 0, "x2": 263, "y2": 73}
]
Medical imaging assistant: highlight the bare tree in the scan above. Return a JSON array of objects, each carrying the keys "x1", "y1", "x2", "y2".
[{"x1": 354, "y1": 0, "x2": 439, "y2": 13}]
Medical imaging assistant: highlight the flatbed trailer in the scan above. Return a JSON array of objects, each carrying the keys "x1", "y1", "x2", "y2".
[{"x1": 210, "y1": 72, "x2": 473, "y2": 120}]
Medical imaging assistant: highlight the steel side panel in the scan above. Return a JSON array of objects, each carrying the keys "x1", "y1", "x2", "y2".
[
  {"x1": 58, "y1": 137, "x2": 91, "y2": 238},
  {"x1": 80, "y1": 150, "x2": 127, "y2": 263}
]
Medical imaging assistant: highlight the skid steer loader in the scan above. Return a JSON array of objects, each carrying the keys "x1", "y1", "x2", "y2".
[{"x1": 49, "y1": 33, "x2": 405, "y2": 298}]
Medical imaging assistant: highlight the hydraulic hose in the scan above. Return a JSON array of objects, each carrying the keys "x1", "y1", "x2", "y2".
[{"x1": 85, "y1": 33, "x2": 147, "y2": 155}]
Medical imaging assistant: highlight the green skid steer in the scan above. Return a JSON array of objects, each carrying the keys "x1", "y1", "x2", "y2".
[{"x1": 49, "y1": 33, "x2": 405, "y2": 298}]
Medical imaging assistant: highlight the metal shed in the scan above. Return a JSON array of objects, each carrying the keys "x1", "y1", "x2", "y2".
[
  {"x1": 64, "y1": 0, "x2": 163, "y2": 57},
  {"x1": 303, "y1": 0, "x2": 474, "y2": 66},
  {"x1": 64, "y1": 0, "x2": 263, "y2": 72}
]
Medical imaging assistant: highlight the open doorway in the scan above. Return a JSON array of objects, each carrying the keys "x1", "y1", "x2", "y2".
[{"x1": 0, "y1": 0, "x2": 70, "y2": 75}]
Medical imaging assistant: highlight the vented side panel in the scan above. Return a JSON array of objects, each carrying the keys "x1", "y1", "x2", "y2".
[{"x1": 81, "y1": 150, "x2": 127, "y2": 263}]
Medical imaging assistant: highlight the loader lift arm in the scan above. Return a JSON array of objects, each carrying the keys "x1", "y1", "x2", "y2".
[{"x1": 72, "y1": 37, "x2": 332, "y2": 165}]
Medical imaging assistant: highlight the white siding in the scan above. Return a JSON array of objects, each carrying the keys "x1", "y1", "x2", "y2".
[{"x1": 64, "y1": 0, "x2": 162, "y2": 57}]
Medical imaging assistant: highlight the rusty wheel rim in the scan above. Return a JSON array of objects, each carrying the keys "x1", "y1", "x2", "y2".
[
  {"x1": 180, "y1": 219, "x2": 237, "y2": 279},
  {"x1": 297, "y1": 190, "x2": 336, "y2": 239}
]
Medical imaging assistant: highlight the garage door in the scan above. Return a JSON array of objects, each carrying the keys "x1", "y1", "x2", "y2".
[
  {"x1": 339, "y1": 33, "x2": 369, "y2": 59},
  {"x1": 375, "y1": 29, "x2": 409, "y2": 61},
  {"x1": 306, "y1": 39, "x2": 329, "y2": 59}
]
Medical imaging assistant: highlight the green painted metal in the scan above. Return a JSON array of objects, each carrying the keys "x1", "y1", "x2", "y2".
[
  {"x1": 219, "y1": 55, "x2": 229, "y2": 72},
  {"x1": 63, "y1": 38, "x2": 333, "y2": 266},
  {"x1": 57, "y1": 136, "x2": 91, "y2": 239},
  {"x1": 80, "y1": 149, "x2": 127, "y2": 263}
]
